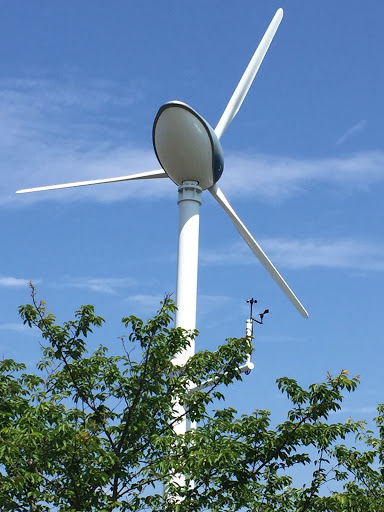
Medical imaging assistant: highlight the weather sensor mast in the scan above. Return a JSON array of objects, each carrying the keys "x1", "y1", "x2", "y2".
[{"x1": 246, "y1": 297, "x2": 269, "y2": 338}]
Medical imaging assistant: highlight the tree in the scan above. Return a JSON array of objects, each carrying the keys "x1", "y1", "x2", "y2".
[
  {"x1": 312, "y1": 404, "x2": 384, "y2": 512},
  {"x1": 0, "y1": 285, "x2": 379, "y2": 511}
]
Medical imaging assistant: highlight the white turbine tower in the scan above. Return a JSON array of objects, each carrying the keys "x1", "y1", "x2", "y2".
[
  {"x1": 17, "y1": 8, "x2": 308, "y2": 356},
  {"x1": 17, "y1": 9, "x2": 307, "y2": 495}
]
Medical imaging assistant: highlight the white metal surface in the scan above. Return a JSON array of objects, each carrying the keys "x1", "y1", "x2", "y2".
[
  {"x1": 215, "y1": 8, "x2": 284, "y2": 140},
  {"x1": 209, "y1": 184, "x2": 309, "y2": 318},
  {"x1": 16, "y1": 169, "x2": 167, "y2": 194},
  {"x1": 173, "y1": 181, "x2": 202, "y2": 365},
  {"x1": 246, "y1": 318, "x2": 253, "y2": 338},
  {"x1": 169, "y1": 180, "x2": 202, "y2": 497},
  {"x1": 187, "y1": 360, "x2": 254, "y2": 394}
]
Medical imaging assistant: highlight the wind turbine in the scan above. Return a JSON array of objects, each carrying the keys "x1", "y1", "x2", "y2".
[{"x1": 17, "y1": 8, "x2": 308, "y2": 364}]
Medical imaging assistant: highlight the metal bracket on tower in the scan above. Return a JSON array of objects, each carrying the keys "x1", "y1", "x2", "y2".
[
  {"x1": 174, "y1": 179, "x2": 203, "y2": 354},
  {"x1": 178, "y1": 180, "x2": 202, "y2": 205},
  {"x1": 188, "y1": 299, "x2": 267, "y2": 393},
  {"x1": 187, "y1": 357, "x2": 255, "y2": 393}
]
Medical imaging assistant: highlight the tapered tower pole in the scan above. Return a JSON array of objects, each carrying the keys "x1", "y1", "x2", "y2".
[
  {"x1": 169, "y1": 180, "x2": 202, "y2": 495},
  {"x1": 173, "y1": 180, "x2": 202, "y2": 366},
  {"x1": 172, "y1": 180, "x2": 202, "y2": 434}
]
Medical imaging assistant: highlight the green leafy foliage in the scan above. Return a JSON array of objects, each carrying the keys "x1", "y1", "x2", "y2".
[{"x1": 0, "y1": 285, "x2": 382, "y2": 511}]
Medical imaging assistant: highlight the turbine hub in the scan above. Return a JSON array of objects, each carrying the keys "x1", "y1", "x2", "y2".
[{"x1": 153, "y1": 101, "x2": 224, "y2": 191}]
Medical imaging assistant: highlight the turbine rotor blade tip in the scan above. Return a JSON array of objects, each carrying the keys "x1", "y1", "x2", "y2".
[
  {"x1": 15, "y1": 170, "x2": 167, "y2": 195},
  {"x1": 214, "y1": 8, "x2": 284, "y2": 139},
  {"x1": 210, "y1": 185, "x2": 309, "y2": 319}
]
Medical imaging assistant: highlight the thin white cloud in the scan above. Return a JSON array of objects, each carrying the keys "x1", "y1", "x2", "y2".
[
  {"x1": 61, "y1": 277, "x2": 137, "y2": 295},
  {"x1": 262, "y1": 238, "x2": 384, "y2": 271},
  {"x1": 221, "y1": 150, "x2": 384, "y2": 200},
  {"x1": 1, "y1": 77, "x2": 383, "y2": 206},
  {"x1": 201, "y1": 242, "x2": 253, "y2": 266},
  {"x1": 0, "y1": 277, "x2": 36, "y2": 288},
  {"x1": 0, "y1": 76, "x2": 143, "y2": 120},
  {"x1": 201, "y1": 238, "x2": 384, "y2": 272},
  {"x1": 124, "y1": 294, "x2": 166, "y2": 313},
  {"x1": 124, "y1": 293, "x2": 231, "y2": 317},
  {"x1": 257, "y1": 334, "x2": 305, "y2": 344},
  {"x1": 0, "y1": 322, "x2": 33, "y2": 333},
  {"x1": 197, "y1": 294, "x2": 231, "y2": 317},
  {"x1": 333, "y1": 405, "x2": 377, "y2": 415},
  {"x1": 336, "y1": 120, "x2": 367, "y2": 146},
  {"x1": 0, "y1": 77, "x2": 172, "y2": 206}
]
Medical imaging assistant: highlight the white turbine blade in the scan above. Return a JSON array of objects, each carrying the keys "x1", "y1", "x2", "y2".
[
  {"x1": 209, "y1": 184, "x2": 308, "y2": 318},
  {"x1": 215, "y1": 8, "x2": 283, "y2": 139},
  {"x1": 16, "y1": 169, "x2": 167, "y2": 194}
]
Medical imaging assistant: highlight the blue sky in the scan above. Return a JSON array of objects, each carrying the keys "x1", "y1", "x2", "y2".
[{"x1": 1, "y1": 0, "x2": 383, "y2": 427}]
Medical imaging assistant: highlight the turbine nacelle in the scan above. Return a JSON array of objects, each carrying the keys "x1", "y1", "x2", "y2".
[{"x1": 153, "y1": 101, "x2": 224, "y2": 190}]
